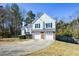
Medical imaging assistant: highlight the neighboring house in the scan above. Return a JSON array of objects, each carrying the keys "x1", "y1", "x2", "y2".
[
  {"x1": 21, "y1": 21, "x2": 26, "y2": 35},
  {"x1": 21, "y1": 22, "x2": 32, "y2": 35},
  {"x1": 21, "y1": 13, "x2": 56, "y2": 41}
]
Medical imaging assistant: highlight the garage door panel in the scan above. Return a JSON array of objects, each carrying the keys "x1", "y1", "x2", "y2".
[
  {"x1": 34, "y1": 32, "x2": 41, "y2": 39},
  {"x1": 45, "y1": 32, "x2": 53, "y2": 40}
]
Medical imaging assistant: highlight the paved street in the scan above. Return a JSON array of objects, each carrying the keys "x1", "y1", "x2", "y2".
[{"x1": 0, "y1": 40, "x2": 53, "y2": 56}]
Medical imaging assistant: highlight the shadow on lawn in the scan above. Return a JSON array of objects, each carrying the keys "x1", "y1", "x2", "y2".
[{"x1": 56, "y1": 35, "x2": 78, "y2": 44}]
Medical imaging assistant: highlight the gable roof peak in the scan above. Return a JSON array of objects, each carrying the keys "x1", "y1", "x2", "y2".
[
  {"x1": 40, "y1": 12, "x2": 48, "y2": 16},
  {"x1": 37, "y1": 12, "x2": 47, "y2": 18}
]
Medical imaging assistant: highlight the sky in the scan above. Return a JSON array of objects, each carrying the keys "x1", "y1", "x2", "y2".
[{"x1": 1, "y1": 3, "x2": 79, "y2": 22}]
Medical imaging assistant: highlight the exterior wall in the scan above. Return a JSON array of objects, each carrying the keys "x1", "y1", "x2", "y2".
[
  {"x1": 39, "y1": 13, "x2": 56, "y2": 29},
  {"x1": 32, "y1": 13, "x2": 56, "y2": 31},
  {"x1": 32, "y1": 19, "x2": 43, "y2": 30},
  {"x1": 21, "y1": 21, "x2": 26, "y2": 35},
  {"x1": 32, "y1": 32, "x2": 34, "y2": 39},
  {"x1": 25, "y1": 25, "x2": 32, "y2": 34},
  {"x1": 21, "y1": 27, "x2": 26, "y2": 35},
  {"x1": 53, "y1": 32, "x2": 56, "y2": 41},
  {"x1": 25, "y1": 27, "x2": 32, "y2": 34},
  {"x1": 32, "y1": 13, "x2": 56, "y2": 40},
  {"x1": 25, "y1": 27, "x2": 28, "y2": 32}
]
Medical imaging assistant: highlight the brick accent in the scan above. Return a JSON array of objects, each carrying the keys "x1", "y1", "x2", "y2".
[
  {"x1": 53, "y1": 32, "x2": 56, "y2": 40},
  {"x1": 32, "y1": 32, "x2": 34, "y2": 39}
]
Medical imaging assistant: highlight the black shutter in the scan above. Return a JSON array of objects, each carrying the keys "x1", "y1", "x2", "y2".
[
  {"x1": 51, "y1": 23, "x2": 52, "y2": 28},
  {"x1": 39, "y1": 24, "x2": 40, "y2": 28}
]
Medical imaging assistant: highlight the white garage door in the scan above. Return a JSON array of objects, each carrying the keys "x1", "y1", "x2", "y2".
[
  {"x1": 45, "y1": 32, "x2": 53, "y2": 40},
  {"x1": 34, "y1": 32, "x2": 41, "y2": 39}
]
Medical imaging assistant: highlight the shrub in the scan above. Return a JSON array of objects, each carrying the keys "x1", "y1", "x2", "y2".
[
  {"x1": 72, "y1": 29, "x2": 79, "y2": 39},
  {"x1": 18, "y1": 35, "x2": 26, "y2": 39}
]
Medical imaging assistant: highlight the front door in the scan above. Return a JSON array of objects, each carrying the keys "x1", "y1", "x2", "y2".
[{"x1": 41, "y1": 32, "x2": 44, "y2": 39}]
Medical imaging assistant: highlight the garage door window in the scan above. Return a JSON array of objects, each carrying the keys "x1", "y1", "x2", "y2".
[
  {"x1": 35, "y1": 32, "x2": 39, "y2": 34},
  {"x1": 46, "y1": 32, "x2": 52, "y2": 35}
]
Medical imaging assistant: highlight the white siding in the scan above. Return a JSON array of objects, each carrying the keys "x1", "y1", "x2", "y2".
[
  {"x1": 26, "y1": 27, "x2": 32, "y2": 34},
  {"x1": 39, "y1": 13, "x2": 56, "y2": 30},
  {"x1": 21, "y1": 27, "x2": 26, "y2": 35},
  {"x1": 32, "y1": 19, "x2": 43, "y2": 30},
  {"x1": 25, "y1": 27, "x2": 28, "y2": 32},
  {"x1": 32, "y1": 13, "x2": 56, "y2": 30},
  {"x1": 25, "y1": 24, "x2": 32, "y2": 34}
]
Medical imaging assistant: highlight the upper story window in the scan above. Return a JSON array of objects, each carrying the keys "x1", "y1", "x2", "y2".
[
  {"x1": 46, "y1": 23, "x2": 52, "y2": 28},
  {"x1": 35, "y1": 24, "x2": 40, "y2": 28}
]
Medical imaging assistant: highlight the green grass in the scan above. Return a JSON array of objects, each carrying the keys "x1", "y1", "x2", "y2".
[{"x1": 27, "y1": 40, "x2": 79, "y2": 56}]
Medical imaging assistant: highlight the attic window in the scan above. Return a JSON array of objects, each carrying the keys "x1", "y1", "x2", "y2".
[{"x1": 35, "y1": 24, "x2": 40, "y2": 28}]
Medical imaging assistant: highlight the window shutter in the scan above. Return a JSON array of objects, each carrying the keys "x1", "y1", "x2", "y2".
[
  {"x1": 39, "y1": 24, "x2": 40, "y2": 28},
  {"x1": 51, "y1": 23, "x2": 52, "y2": 28}
]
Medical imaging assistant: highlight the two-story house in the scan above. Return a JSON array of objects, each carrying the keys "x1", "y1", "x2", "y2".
[{"x1": 21, "y1": 13, "x2": 56, "y2": 41}]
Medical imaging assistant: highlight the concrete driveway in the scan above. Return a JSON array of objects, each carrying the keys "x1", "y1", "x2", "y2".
[{"x1": 0, "y1": 40, "x2": 53, "y2": 56}]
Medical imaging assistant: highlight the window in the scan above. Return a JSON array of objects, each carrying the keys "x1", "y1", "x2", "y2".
[
  {"x1": 46, "y1": 32, "x2": 52, "y2": 35},
  {"x1": 35, "y1": 24, "x2": 40, "y2": 28},
  {"x1": 46, "y1": 23, "x2": 52, "y2": 28}
]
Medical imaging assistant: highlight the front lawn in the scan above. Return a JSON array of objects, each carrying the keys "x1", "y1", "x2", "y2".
[{"x1": 27, "y1": 40, "x2": 79, "y2": 56}]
